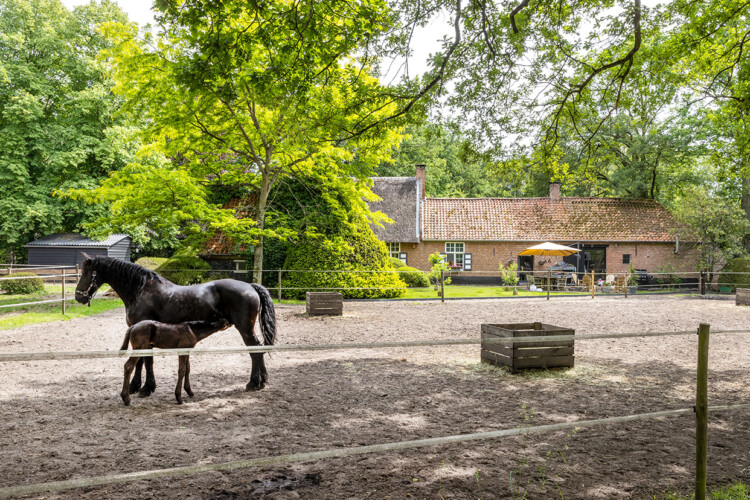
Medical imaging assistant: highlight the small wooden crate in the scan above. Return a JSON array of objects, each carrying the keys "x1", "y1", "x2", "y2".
[
  {"x1": 306, "y1": 292, "x2": 343, "y2": 316},
  {"x1": 736, "y1": 288, "x2": 750, "y2": 305},
  {"x1": 481, "y1": 322, "x2": 575, "y2": 373}
]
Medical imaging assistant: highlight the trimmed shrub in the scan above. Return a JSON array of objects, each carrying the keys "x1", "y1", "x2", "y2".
[
  {"x1": 398, "y1": 266, "x2": 429, "y2": 288},
  {"x1": 282, "y1": 230, "x2": 406, "y2": 300},
  {"x1": 718, "y1": 257, "x2": 750, "y2": 291},
  {"x1": 0, "y1": 272, "x2": 45, "y2": 295},
  {"x1": 388, "y1": 257, "x2": 406, "y2": 269},
  {"x1": 156, "y1": 256, "x2": 213, "y2": 285}
]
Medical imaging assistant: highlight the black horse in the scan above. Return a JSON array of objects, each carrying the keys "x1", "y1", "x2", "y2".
[{"x1": 74, "y1": 253, "x2": 276, "y2": 395}]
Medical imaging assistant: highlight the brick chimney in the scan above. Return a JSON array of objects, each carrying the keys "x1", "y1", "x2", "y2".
[
  {"x1": 549, "y1": 181, "x2": 561, "y2": 200},
  {"x1": 415, "y1": 164, "x2": 426, "y2": 200}
]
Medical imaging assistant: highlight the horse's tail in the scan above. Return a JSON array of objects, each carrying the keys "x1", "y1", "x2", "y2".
[
  {"x1": 120, "y1": 326, "x2": 132, "y2": 351},
  {"x1": 251, "y1": 283, "x2": 276, "y2": 346}
]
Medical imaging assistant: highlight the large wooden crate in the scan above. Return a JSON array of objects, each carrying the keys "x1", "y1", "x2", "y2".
[
  {"x1": 306, "y1": 292, "x2": 343, "y2": 316},
  {"x1": 481, "y1": 322, "x2": 575, "y2": 373},
  {"x1": 736, "y1": 288, "x2": 750, "y2": 306}
]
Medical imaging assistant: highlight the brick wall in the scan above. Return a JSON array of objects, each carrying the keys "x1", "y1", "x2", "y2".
[{"x1": 399, "y1": 240, "x2": 699, "y2": 274}]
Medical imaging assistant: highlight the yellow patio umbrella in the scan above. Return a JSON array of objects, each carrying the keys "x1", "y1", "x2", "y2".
[
  {"x1": 519, "y1": 242, "x2": 581, "y2": 299},
  {"x1": 518, "y1": 242, "x2": 581, "y2": 256}
]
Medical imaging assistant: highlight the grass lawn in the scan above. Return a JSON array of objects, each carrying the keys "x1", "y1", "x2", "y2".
[
  {"x1": 663, "y1": 482, "x2": 748, "y2": 499},
  {"x1": 0, "y1": 281, "x2": 123, "y2": 331}
]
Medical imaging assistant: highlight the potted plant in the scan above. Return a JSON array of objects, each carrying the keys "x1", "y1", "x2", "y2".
[{"x1": 627, "y1": 263, "x2": 638, "y2": 294}]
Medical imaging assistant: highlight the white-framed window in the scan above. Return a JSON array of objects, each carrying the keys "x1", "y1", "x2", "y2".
[
  {"x1": 445, "y1": 242, "x2": 465, "y2": 270},
  {"x1": 233, "y1": 260, "x2": 247, "y2": 273},
  {"x1": 385, "y1": 242, "x2": 401, "y2": 259}
]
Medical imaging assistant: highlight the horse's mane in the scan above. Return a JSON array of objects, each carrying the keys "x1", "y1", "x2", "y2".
[{"x1": 91, "y1": 256, "x2": 167, "y2": 303}]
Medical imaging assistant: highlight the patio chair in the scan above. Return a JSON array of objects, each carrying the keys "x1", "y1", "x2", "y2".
[
  {"x1": 568, "y1": 273, "x2": 579, "y2": 290},
  {"x1": 613, "y1": 276, "x2": 628, "y2": 293},
  {"x1": 581, "y1": 274, "x2": 593, "y2": 292}
]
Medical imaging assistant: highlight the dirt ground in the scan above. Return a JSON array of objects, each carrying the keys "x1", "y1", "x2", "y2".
[{"x1": 1, "y1": 294, "x2": 750, "y2": 499}]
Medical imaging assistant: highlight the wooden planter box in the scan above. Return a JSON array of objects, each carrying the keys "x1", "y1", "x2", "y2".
[
  {"x1": 481, "y1": 322, "x2": 575, "y2": 373},
  {"x1": 306, "y1": 292, "x2": 343, "y2": 316},
  {"x1": 736, "y1": 288, "x2": 750, "y2": 306}
]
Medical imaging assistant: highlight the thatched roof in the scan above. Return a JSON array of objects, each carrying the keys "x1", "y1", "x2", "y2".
[{"x1": 369, "y1": 177, "x2": 420, "y2": 243}]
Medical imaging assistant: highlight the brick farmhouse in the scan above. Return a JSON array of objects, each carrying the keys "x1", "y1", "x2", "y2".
[{"x1": 370, "y1": 166, "x2": 699, "y2": 277}]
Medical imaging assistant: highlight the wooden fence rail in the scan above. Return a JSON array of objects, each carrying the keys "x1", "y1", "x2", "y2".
[{"x1": 0, "y1": 324, "x2": 747, "y2": 498}]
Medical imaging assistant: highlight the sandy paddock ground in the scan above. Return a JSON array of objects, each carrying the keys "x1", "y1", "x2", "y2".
[{"x1": 1, "y1": 294, "x2": 750, "y2": 499}]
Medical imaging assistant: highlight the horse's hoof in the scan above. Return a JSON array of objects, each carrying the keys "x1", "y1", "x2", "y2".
[
  {"x1": 128, "y1": 383, "x2": 141, "y2": 395},
  {"x1": 186, "y1": 389, "x2": 195, "y2": 398},
  {"x1": 245, "y1": 381, "x2": 265, "y2": 392},
  {"x1": 175, "y1": 398, "x2": 183, "y2": 405},
  {"x1": 138, "y1": 387, "x2": 153, "y2": 398},
  {"x1": 121, "y1": 395, "x2": 131, "y2": 406}
]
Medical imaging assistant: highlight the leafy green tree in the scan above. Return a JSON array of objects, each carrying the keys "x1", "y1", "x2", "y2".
[
  {"x1": 74, "y1": 0, "x2": 406, "y2": 282},
  {"x1": 377, "y1": 122, "x2": 513, "y2": 197},
  {"x1": 276, "y1": 176, "x2": 407, "y2": 298},
  {"x1": 672, "y1": 187, "x2": 750, "y2": 280},
  {"x1": 0, "y1": 0, "x2": 134, "y2": 261},
  {"x1": 499, "y1": 261, "x2": 519, "y2": 294},
  {"x1": 428, "y1": 252, "x2": 451, "y2": 292}
]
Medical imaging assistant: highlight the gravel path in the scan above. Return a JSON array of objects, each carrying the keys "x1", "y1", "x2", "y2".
[{"x1": 1, "y1": 294, "x2": 749, "y2": 499}]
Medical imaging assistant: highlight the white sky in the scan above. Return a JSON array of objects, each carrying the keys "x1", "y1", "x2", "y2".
[{"x1": 61, "y1": 0, "x2": 156, "y2": 28}]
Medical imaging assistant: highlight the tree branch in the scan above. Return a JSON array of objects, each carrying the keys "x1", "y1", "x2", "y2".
[{"x1": 510, "y1": 0, "x2": 530, "y2": 34}]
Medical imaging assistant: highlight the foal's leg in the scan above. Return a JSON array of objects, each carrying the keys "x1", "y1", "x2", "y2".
[
  {"x1": 121, "y1": 357, "x2": 139, "y2": 405},
  {"x1": 184, "y1": 356, "x2": 194, "y2": 398},
  {"x1": 138, "y1": 354, "x2": 156, "y2": 397},
  {"x1": 128, "y1": 357, "x2": 144, "y2": 394},
  {"x1": 175, "y1": 355, "x2": 187, "y2": 404}
]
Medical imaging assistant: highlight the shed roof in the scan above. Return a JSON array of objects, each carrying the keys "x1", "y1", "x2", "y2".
[
  {"x1": 369, "y1": 177, "x2": 420, "y2": 243},
  {"x1": 26, "y1": 233, "x2": 131, "y2": 248},
  {"x1": 422, "y1": 197, "x2": 678, "y2": 242}
]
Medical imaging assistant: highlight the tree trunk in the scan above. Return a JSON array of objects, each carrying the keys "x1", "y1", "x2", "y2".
[
  {"x1": 742, "y1": 176, "x2": 750, "y2": 252},
  {"x1": 252, "y1": 172, "x2": 271, "y2": 284}
]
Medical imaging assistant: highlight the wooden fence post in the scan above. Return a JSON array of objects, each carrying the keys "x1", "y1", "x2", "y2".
[
  {"x1": 278, "y1": 270, "x2": 282, "y2": 302},
  {"x1": 61, "y1": 269, "x2": 66, "y2": 315},
  {"x1": 441, "y1": 271, "x2": 445, "y2": 303},
  {"x1": 547, "y1": 269, "x2": 551, "y2": 301},
  {"x1": 591, "y1": 270, "x2": 595, "y2": 299},
  {"x1": 700, "y1": 271, "x2": 706, "y2": 296},
  {"x1": 696, "y1": 323, "x2": 710, "y2": 500},
  {"x1": 625, "y1": 273, "x2": 629, "y2": 298}
]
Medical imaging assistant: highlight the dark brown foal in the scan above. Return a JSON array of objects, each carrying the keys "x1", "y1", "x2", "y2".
[{"x1": 120, "y1": 319, "x2": 229, "y2": 405}]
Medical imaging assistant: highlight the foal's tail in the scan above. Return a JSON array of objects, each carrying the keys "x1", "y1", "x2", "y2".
[
  {"x1": 251, "y1": 283, "x2": 276, "y2": 345},
  {"x1": 120, "y1": 326, "x2": 133, "y2": 351}
]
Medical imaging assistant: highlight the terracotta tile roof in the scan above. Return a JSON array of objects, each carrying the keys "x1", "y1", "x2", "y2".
[{"x1": 422, "y1": 197, "x2": 678, "y2": 242}]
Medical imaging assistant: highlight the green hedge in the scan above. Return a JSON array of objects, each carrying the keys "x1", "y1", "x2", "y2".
[
  {"x1": 398, "y1": 266, "x2": 429, "y2": 287},
  {"x1": 388, "y1": 257, "x2": 406, "y2": 269},
  {"x1": 155, "y1": 256, "x2": 213, "y2": 285},
  {"x1": 134, "y1": 257, "x2": 168, "y2": 271},
  {"x1": 0, "y1": 272, "x2": 45, "y2": 295},
  {"x1": 718, "y1": 257, "x2": 750, "y2": 291},
  {"x1": 282, "y1": 231, "x2": 406, "y2": 300}
]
